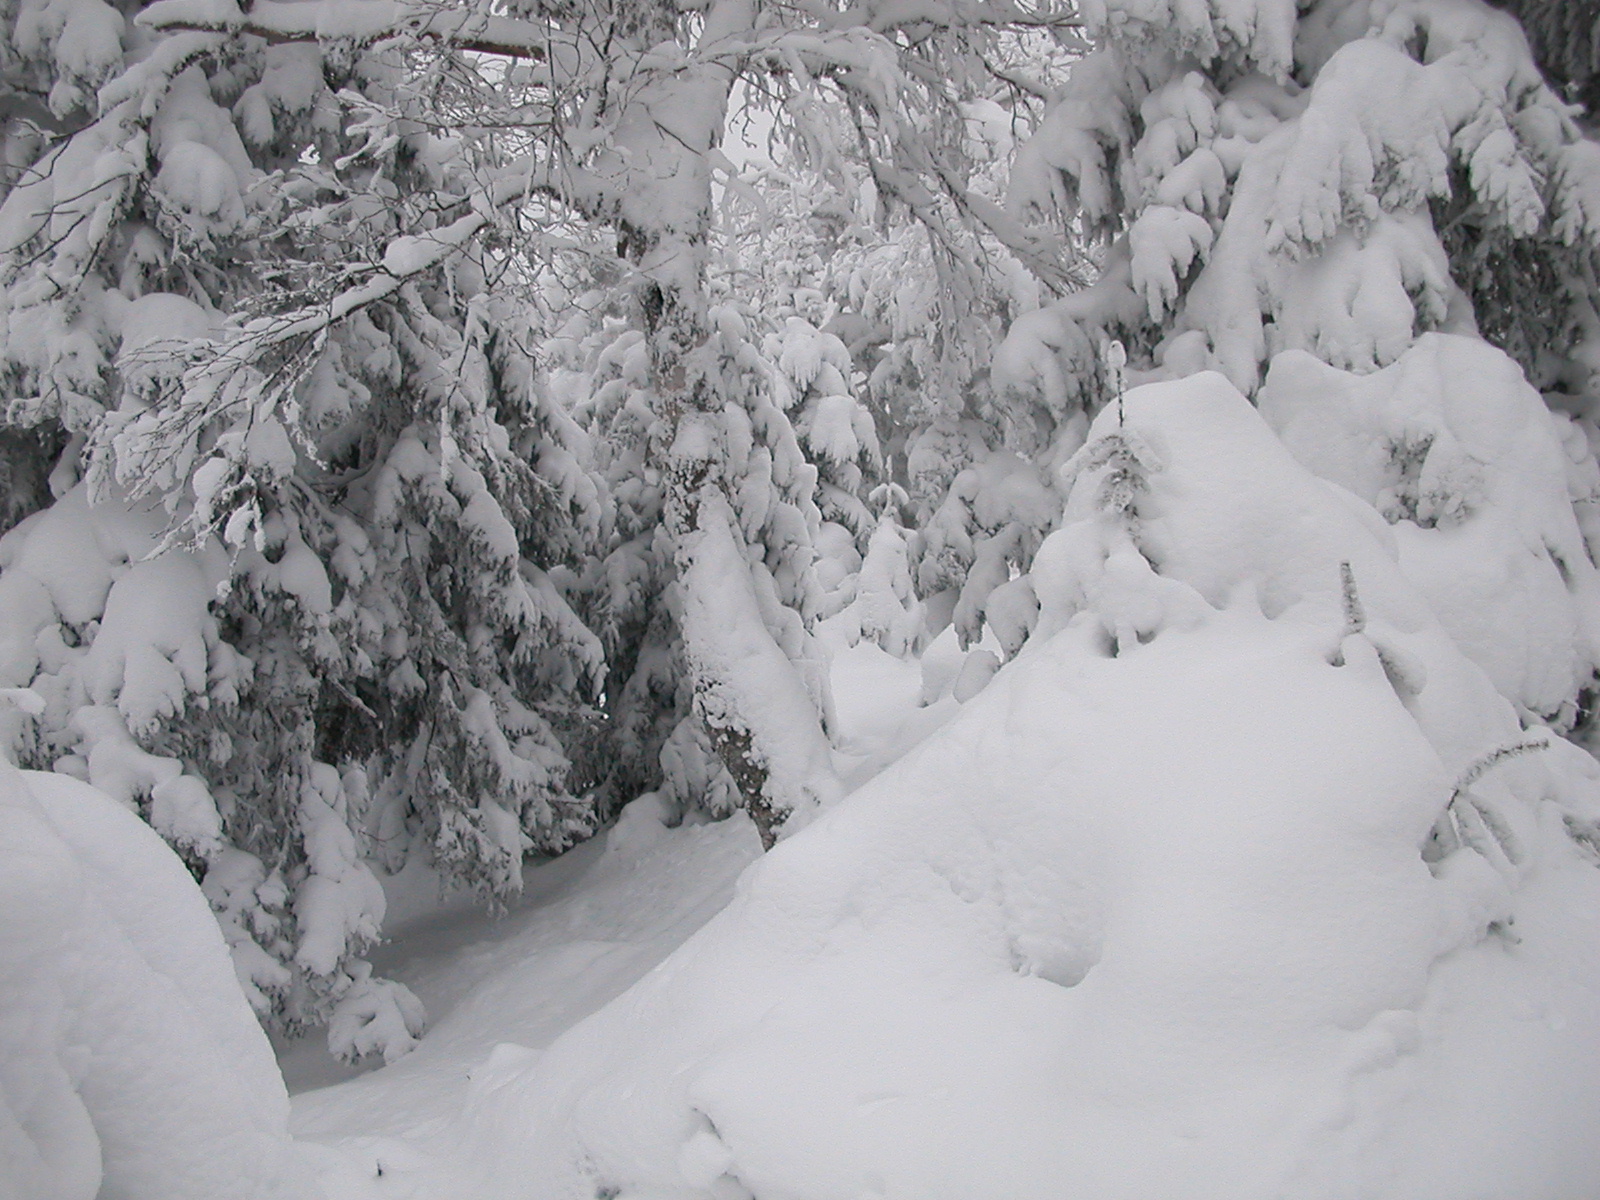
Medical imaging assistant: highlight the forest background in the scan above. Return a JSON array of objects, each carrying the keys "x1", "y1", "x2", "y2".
[{"x1": 3, "y1": 0, "x2": 1600, "y2": 1073}]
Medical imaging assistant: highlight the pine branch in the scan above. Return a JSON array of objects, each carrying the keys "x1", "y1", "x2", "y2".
[
  {"x1": 1339, "y1": 561, "x2": 1365, "y2": 638},
  {"x1": 1452, "y1": 736, "x2": 1552, "y2": 797}
]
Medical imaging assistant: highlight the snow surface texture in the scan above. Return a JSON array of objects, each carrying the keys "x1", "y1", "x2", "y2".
[
  {"x1": 288, "y1": 801, "x2": 761, "y2": 1139},
  {"x1": 1260, "y1": 334, "x2": 1600, "y2": 722},
  {"x1": 293, "y1": 373, "x2": 1600, "y2": 1199},
  {"x1": 0, "y1": 761, "x2": 309, "y2": 1199}
]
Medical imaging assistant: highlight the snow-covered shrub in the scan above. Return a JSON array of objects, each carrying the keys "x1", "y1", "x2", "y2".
[
  {"x1": 325, "y1": 960, "x2": 427, "y2": 1067},
  {"x1": 918, "y1": 448, "x2": 1057, "y2": 651},
  {"x1": 1009, "y1": 0, "x2": 1600, "y2": 394},
  {"x1": 1259, "y1": 333, "x2": 1600, "y2": 727},
  {"x1": 991, "y1": 0, "x2": 1600, "y2": 729},
  {"x1": 0, "y1": 757, "x2": 308, "y2": 1199},
  {"x1": 841, "y1": 484, "x2": 923, "y2": 658},
  {"x1": 719, "y1": 120, "x2": 1086, "y2": 652}
]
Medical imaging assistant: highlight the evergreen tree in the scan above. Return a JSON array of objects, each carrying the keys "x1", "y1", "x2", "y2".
[
  {"x1": 136, "y1": 0, "x2": 1081, "y2": 848},
  {"x1": 998, "y1": 0, "x2": 1600, "y2": 733},
  {"x1": 1492, "y1": 0, "x2": 1600, "y2": 115},
  {"x1": 0, "y1": 0, "x2": 610, "y2": 1057}
]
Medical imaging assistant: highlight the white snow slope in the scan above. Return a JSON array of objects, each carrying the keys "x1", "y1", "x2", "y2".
[
  {"x1": 0, "y1": 760, "x2": 309, "y2": 1200},
  {"x1": 292, "y1": 370, "x2": 1600, "y2": 1200}
]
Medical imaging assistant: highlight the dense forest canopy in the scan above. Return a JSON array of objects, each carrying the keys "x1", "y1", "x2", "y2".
[{"x1": 7, "y1": 6, "x2": 1600, "y2": 1196}]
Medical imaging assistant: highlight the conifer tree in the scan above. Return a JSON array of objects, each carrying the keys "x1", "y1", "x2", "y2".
[
  {"x1": 999, "y1": 0, "x2": 1600, "y2": 734},
  {"x1": 0, "y1": 0, "x2": 610, "y2": 1057},
  {"x1": 133, "y1": 0, "x2": 1080, "y2": 847}
]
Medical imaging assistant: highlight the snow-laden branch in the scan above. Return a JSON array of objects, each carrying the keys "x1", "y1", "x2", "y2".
[
  {"x1": 783, "y1": 0, "x2": 1079, "y2": 35},
  {"x1": 140, "y1": 0, "x2": 1077, "y2": 69},
  {"x1": 186, "y1": 159, "x2": 593, "y2": 378},
  {"x1": 235, "y1": 211, "x2": 486, "y2": 351},
  {"x1": 138, "y1": 0, "x2": 553, "y2": 61}
]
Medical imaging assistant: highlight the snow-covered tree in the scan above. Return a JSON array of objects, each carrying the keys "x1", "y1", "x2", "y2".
[
  {"x1": 556, "y1": 280, "x2": 834, "y2": 836},
  {"x1": 994, "y1": 0, "x2": 1600, "y2": 737},
  {"x1": 130, "y1": 0, "x2": 1081, "y2": 850},
  {"x1": 766, "y1": 314, "x2": 881, "y2": 543},
  {"x1": 719, "y1": 109, "x2": 1091, "y2": 656},
  {"x1": 0, "y1": 0, "x2": 611, "y2": 1056},
  {"x1": 842, "y1": 481, "x2": 923, "y2": 656},
  {"x1": 1493, "y1": 0, "x2": 1600, "y2": 115}
]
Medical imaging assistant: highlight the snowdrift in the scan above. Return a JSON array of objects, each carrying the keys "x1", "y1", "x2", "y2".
[
  {"x1": 0, "y1": 760, "x2": 309, "y2": 1200},
  {"x1": 308, "y1": 369, "x2": 1600, "y2": 1200}
]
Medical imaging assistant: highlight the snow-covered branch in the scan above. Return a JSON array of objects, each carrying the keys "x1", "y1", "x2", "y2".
[
  {"x1": 139, "y1": 0, "x2": 553, "y2": 61},
  {"x1": 783, "y1": 0, "x2": 1079, "y2": 35}
]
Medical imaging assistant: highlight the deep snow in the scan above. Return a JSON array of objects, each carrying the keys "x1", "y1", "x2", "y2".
[
  {"x1": 0, "y1": 760, "x2": 306, "y2": 1200},
  {"x1": 270, "y1": 371, "x2": 1600, "y2": 1200},
  {"x1": 9, "y1": 368, "x2": 1600, "y2": 1200},
  {"x1": 289, "y1": 608, "x2": 1600, "y2": 1200}
]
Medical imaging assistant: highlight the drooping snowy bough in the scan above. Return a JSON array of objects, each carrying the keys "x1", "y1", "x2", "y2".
[
  {"x1": 0, "y1": 0, "x2": 608, "y2": 1055},
  {"x1": 985, "y1": 0, "x2": 1600, "y2": 729}
]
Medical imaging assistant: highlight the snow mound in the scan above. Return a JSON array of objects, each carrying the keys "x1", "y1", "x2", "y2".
[
  {"x1": 323, "y1": 372, "x2": 1600, "y2": 1199},
  {"x1": 0, "y1": 762, "x2": 310, "y2": 1199},
  {"x1": 1260, "y1": 334, "x2": 1600, "y2": 723},
  {"x1": 287, "y1": 799, "x2": 761, "y2": 1145}
]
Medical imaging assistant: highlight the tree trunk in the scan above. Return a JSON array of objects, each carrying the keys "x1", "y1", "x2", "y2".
[{"x1": 603, "y1": 0, "x2": 839, "y2": 846}]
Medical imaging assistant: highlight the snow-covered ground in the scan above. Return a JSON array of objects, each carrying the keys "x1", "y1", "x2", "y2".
[
  {"x1": 280, "y1": 632, "x2": 960, "y2": 1112},
  {"x1": 11, "y1": 368, "x2": 1600, "y2": 1200},
  {"x1": 282, "y1": 623, "x2": 1600, "y2": 1200},
  {"x1": 268, "y1": 372, "x2": 1600, "y2": 1200}
]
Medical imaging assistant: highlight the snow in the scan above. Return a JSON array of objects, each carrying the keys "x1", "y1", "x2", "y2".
[
  {"x1": 843, "y1": 511, "x2": 922, "y2": 657},
  {"x1": 148, "y1": 772, "x2": 224, "y2": 858},
  {"x1": 289, "y1": 593, "x2": 1600, "y2": 1200},
  {"x1": 295, "y1": 764, "x2": 386, "y2": 980},
  {"x1": 1009, "y1": 0, "x2": 1600, "y2": 395},
  {"x1": 4, "y1": 3, "x2": 1600, "y2": 1196},
  {"x1": 325, "y1": 963, "x2": 427, "y2": 1068},
  {"x1": 678, "y1": 497, "x2": 841, "y2": 827},
  {"x1": 9, "y1": 371, "x2": 1597, "y2": 1200},
  {"x1": 0, "y1": 762, "x2": 308, "y2": 1199},
  {"x1": 802, "y1": 392, "x2": 862, "y2": 463},
  {"x1": 274, "y1": 537, "x2": 334, "y2": 617},
  {"x1": 259, "y1": 370, "x2": 1600, "y2": 1200},
  {"x1": 83, "y1": 552, "x2": 218, "y2": 735},
  {"x1": 1260, "y1": 334, "x2": 1600, "y2": 721},
  {"x1": 459, "y1": 487, "x2": 520, "y2": 564},
  {"x1": 823, "y1": 632, "x2": 960, "y2": 789},
  {"x1": 1128, "y1": 204, "x2": 1213, "y2": 321},
  {"x1": 116, "y1": 293, "x2": 214, "y2": 401},
  {"x1": 285, "y1": 803, "x2": 761, "y2": 1143}
]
